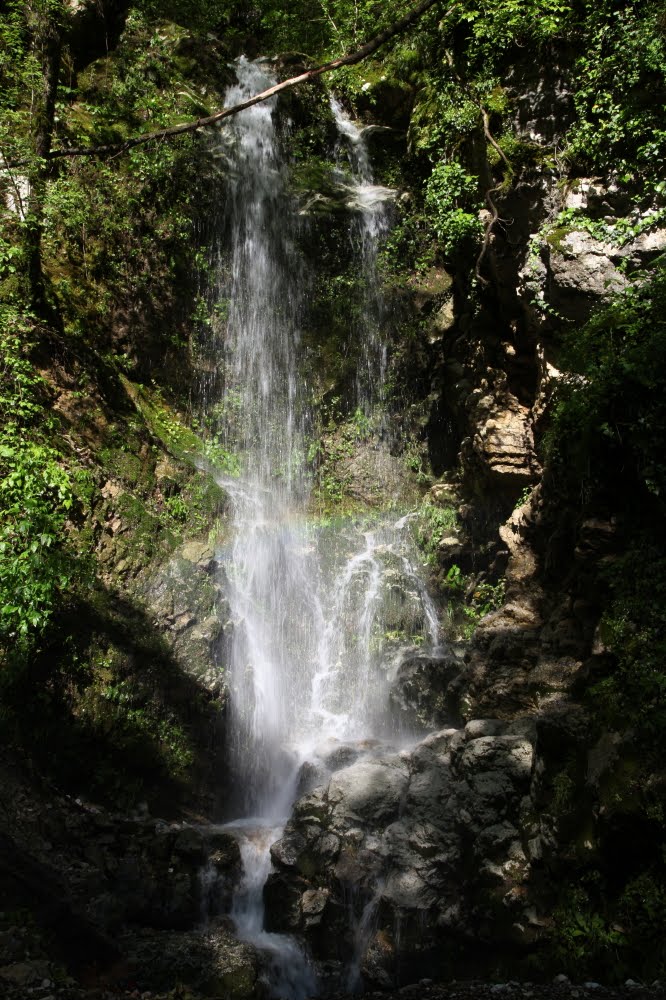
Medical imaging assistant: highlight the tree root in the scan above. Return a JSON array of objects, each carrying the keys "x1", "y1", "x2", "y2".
[{"x1": 475, "y1": 108, "x2": 514, "y2": 286}]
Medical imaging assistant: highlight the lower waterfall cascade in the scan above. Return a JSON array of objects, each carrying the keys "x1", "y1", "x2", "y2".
[{"x1": 207, "y1": 57, "x2": 442, "y2": 995}]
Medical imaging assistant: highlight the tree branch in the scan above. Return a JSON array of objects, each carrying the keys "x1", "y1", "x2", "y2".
[{"x1": 19, "y1": 0, "x2": 451, "y2": 165}]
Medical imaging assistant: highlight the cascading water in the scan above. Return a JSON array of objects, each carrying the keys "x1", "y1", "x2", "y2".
[
  {"x1": 206, "y1": 57, "x2": 440, "y2": 996},
  {"x1": 329, "y1": 95, "x2": 395, "y2": 410}
]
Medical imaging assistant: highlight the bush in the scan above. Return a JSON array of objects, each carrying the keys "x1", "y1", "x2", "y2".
[{"x1": 424, "y1": 161, "x2": 483, "y2": 257}]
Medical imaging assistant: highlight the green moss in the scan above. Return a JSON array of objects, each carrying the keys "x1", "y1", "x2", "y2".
[
  {"x1": 545, "y1": 225, "x2": 575, "y2": 255},
  {"x1": 125, "y1": 378, "x2": 239, "y2": 475},
  {"x1": 100, "y1": 446, "x2": 153, "y2": 490},
  {"x1": 488, "y1": 134, "x2": 546, "y2": 171}
]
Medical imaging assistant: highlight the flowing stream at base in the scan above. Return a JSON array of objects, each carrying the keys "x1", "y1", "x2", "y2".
[{"x1": 206, "y1": 57, "x2": 440, "y2": 997}]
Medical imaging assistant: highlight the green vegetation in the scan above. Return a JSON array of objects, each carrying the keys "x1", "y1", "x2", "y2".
[
  {"x1": 0, "y1": 312, "x2": 89, "y2": 663},
  {"x1": 0, "y1": 0, "x2": 234, "y2": 806},
  {"x1": 414, "y1": 498, "x2": 505, "y2": 637},
  {"x1": 424, "y1": 161, "x2": 483, "y2": 259},
  {"x1": 538, "y1": 260, "x2": 666, "y2": 981},
  {"x1": 547, "y1": 262, "x2": 666, "y2": 506},
  {"x1": 415, "y1": 498, "x2": 458, "y2": 564}
]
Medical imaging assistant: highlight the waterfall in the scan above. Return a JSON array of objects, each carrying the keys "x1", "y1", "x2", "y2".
[{"x1": 207, "y1": 57, "x2": 439, "y2": 996}]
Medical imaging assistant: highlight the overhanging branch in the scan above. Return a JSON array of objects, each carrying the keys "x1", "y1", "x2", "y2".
[{"x1": 24, "y1": 0, "x2": 451, "y2": 165}]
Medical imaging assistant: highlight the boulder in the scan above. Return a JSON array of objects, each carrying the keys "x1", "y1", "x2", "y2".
[{"x1": 265, "y1": 722, "x2": 545, "y2": 988}]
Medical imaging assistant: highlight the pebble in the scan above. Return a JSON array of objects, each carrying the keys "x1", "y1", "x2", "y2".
[{"x1": 3, "y1": 976, "x2": 666, "y2": 1000}]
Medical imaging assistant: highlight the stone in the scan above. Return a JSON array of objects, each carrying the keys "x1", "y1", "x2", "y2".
[
  {"x1": 328, "y1": 758, "x2": 409, "y2": 825},
  {"x1": 207, "y1": 831, "x2": 241, "y2": 871},
  {"x1": 390, "y1": 649, "x2": 463, "y2": 728},
  {"x1": 430, "y1": 299, "x2": 455, "y2": 340},
  {"x1": 301, "y1": 888, "x2": 329, "y2": 925},
  {"x1": 464, "y1": 719, "x2": 506, "y2": 740},
  {"x1": 0, "y1": 961, "x2": 52, "y2": 986},
  {"x1": 122, "y1": 926, "x2": 260, "y2": 997},
  {"x1": 462, "y1": 389, "x2": 539, "y2": 487}
]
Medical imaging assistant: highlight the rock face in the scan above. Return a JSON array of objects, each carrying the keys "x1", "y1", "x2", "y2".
[
  {"x1": 520, "y1": 222, "x2": 666, "y2": 327},
  {"x1": 461, "y1": 386, "x2": 539, "y2": 487},
  {"x1": 143, "y1": 538, "x2": 229, "y2": 693},
  {"x1": 389, "y1": 646, "x2": 466, "y2": 729},
  {"x1": 120, "y1": 923, "x2": 259, "y2": 998},
  {"x1": 264, "y1": 720, "x2": 544, "y2": 989}
]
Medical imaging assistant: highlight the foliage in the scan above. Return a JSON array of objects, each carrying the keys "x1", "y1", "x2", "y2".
[
  {"x1": 565, "y1": 1, "x2": 666, "y2": 186},
  {"x1": 437, "y1": 561, "x2": 505, "y2": 639},
  {"x1": 0, "y1": 1, "x2": 40, "y2": 168},
  {"x1": 136, "y1": 0, "x2": 235, "y2": 33},
  {"x1": 0, "y1": 439, "x2": 76, "y2": 642},
  {"x1": 553, "y1": 885, "x2": 627, "y2": 980},
  {"x1": 253, "y1": 0, "x2": 417, "y2": 57},
  {"x1": 547, "y1": 261, "x2": 666, "y2": 500},
  {"x1": 409, "y1": 80, "x2": 481, "y2": 160},
  {"x1": 463, "y1": 578, "x2": 504, "y2": 629},
  {"x1": 551, "y1": 866, "x2": 666, "y2": 982},
  {"x1": 0, "y1": 1, "x2": 234, "y2": 812},
  {"x1": 618, "y1": 871, "x2": 666, "y2": 977},
  {"x1": 0, "y1": 312, "x2": 86, "y2": 659},
  {"x1": 84, "y1": 671, "x2": 194, "y2": 784},
  {"x1": 424, "y1": 161, "x2": 483, "y2": 257},
  {"x1": 379, "y1": 209, "x2": 436, "y2": 278},
  {"x1": 544, "y1": 263, "x2": 666, "y2": 739},
  {"x1": 540, "y1": 261, "x2": 666, "y2": 981},
  {"x1": 592, "y1": 545, "x2": 666, "y2": 742},
  {"x1": 459, "y1": 0, "x2": 571, "y2": 57},
  {"x1": 415, "y1": 498, "x2": 457, "y2": 564}
]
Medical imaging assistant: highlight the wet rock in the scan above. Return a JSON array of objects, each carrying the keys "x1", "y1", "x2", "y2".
[
  {"x1": 322, "y1": 743, "x2": 362, "y2": 772},
  {"x1": 267, "y1": 723, "x2": 542, "y2": 987},
  {"x1": 141, "y1": 540, "x2": 228, "y2": 691},
  {"x1": 173, "y1": 825, "x2": 207, "y2": 861},
  {"x1": 264, "y1": 870, "x2": 306, "y2": 932},
  {"x1": 390, "y1": 648, "x2": 463, "y2": 728},
  {"x1": 328, "y1": 757, "x2": 409, "y2": 825},
  {"x1": 465, "y1": 719, "x2": 506, "y2": 740},
  {"x1": 207, "y1": 830, "x2": 242, "y2": 873}
]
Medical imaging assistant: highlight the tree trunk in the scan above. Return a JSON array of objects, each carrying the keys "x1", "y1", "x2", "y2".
[{"x1": 25, "y1": 2, "x2": 64, "y2": 319}]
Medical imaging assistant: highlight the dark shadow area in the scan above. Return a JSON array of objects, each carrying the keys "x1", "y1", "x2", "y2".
[{"x1": 0, "y1": 580, "x2": 226, "y2": 817}]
